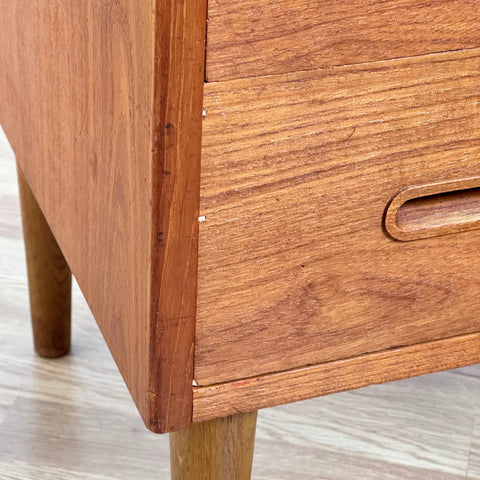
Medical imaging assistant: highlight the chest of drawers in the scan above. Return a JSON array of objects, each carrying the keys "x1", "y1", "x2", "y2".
[{"x1": 1, "y1": 1, "x2": 479, "y2": 478}]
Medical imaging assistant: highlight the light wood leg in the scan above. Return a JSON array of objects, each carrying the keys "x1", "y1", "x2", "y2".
[
  {"x1": 17, "y1": 164, "x2": 72, "y2": 358},
  {"x1": 170, "y1": 411, "x2": 257, "y2": 480}
]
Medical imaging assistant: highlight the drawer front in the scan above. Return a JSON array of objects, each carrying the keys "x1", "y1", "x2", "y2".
[
  {"x1": 195, "y1": 50, "x2": 480, "y2": 386},
  {"x1": 206, "y1": 0, "x2": 480, "y2": 81}
]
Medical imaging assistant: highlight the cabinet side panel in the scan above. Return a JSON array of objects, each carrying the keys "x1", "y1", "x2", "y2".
[
  {"x1": 0, "y1": 0, "x2": 154, "y2": 425},
  {"x1": 0, "y1": 0, "x2": 205, "y2": 432}
]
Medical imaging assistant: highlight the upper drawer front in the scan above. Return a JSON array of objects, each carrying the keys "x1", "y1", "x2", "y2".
[
  {"x1": 196, "y1": 50, "x2": 480, "y2": 386},
  {"x1": 206, "y1": 0, "x2": 480, "y2": 81}
]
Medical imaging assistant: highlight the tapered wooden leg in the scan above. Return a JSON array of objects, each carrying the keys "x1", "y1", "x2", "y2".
[
  {"x1": 17, "y1": 164, "x2": 72, "y2": 358},
  {"x1": 170, "y1": 411, "x2": 257, "y2": 480}
]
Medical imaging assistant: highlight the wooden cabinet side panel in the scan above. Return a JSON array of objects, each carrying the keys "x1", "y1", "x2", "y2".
[
  {"x1": 206, "y1": 0, "x2": 480, "y2": 81},
  {"x1": 0, "y1": 0, "x2": 206, "y2": 432},
  {"x1": 196, "y1": 50, "x2": 480, "y2": 386},
  {"x1": 0, "y1": 0, "x2": 155, "y2": 426}
]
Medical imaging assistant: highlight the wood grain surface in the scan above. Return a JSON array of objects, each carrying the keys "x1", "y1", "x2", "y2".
[
  {"x1": 0, "y1": 0, "x2": 206, "y2": 432},
  {"x1": 2, "y1": 0, "x2": 480, "y2": 434},
  {"x1": 1, "y1": 138, "x2": 480, "y2": 478},
  {"x1": 196, "y1": 49, "x2": 480, "y2": 385},
  {"x1": 17, "y1": 165, "x2": 71, "y2": 358},
  {"x1": 170, "y1": 412, "x2": 257, "y2": 480},
  {"x1": 149, "y1": 0, "x2": 206, "y2": 433},
  {"x1": 205, "y1": 0, "x2": 480, "y2": 81},
  {"x1": 193, "y1": 333, "x2": 480, "y2": 422}
]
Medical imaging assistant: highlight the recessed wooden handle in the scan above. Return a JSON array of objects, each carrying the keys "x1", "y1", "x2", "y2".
[{"x1": 384, "y1": 177, "x2": 480, "y2": 241}]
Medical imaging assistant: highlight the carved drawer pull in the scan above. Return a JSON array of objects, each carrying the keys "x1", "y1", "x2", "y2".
[{"x1": 384, "y1": 177, "x2": 480, "y2": 241}]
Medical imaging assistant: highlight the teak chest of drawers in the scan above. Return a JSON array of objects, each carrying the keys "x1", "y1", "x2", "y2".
[{"x1": 1, "y1": 1, "x2": 480, "y2": 478}]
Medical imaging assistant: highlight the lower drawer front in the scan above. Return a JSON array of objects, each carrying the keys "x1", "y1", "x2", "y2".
[{"x1": 196, "y1": 50, "x2": 480, "y2": 386}]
